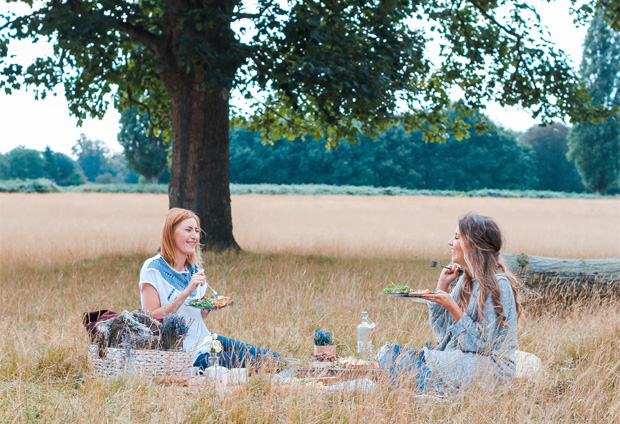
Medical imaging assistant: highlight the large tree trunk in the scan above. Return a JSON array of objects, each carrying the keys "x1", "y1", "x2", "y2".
[
  {"x1": 152, "y1": 0, "x2": 242, "y2": 251},
  {"x1": 162, "y1": 69, "x2": 240, "y2": 251}
]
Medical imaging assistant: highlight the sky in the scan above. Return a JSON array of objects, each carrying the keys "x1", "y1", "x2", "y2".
[{"x1": 0, "y1": 1, "x2": 588, "y2": 157}]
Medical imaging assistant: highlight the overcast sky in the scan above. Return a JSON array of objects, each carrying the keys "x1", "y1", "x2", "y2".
[{"x1": 0, "y1": 1, "x2": 588, "y2": 157}]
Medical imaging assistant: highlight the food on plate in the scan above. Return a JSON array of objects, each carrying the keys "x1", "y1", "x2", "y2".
[
  {"x1": 336, "y1": 356, "x2": 380, "y2": 370},
  {"x1": 382, "y1": 282, "x2": 412, "y2": 294},
  {"x1": 309, "y1": 354, "x2": 337, "y2": 368},
  {"x1": 383, "y1": 282, "x2": 434, "y2": 295},
  {"x1": 188, "y1": 295, "x2": 232, "y2": 308},
  {"x1": 212, "y1": 296, "x2": 232, "y2": 307}
]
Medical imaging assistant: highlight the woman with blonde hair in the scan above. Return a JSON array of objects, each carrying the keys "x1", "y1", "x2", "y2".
[
  {"x1": 140, "y1": 208, "x2": 280, "y2": 370},
  {"x1": 378, "y1": 213, "x2": 521, "y2": 392}
]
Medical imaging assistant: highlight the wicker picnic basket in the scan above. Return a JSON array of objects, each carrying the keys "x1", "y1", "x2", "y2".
[{"x1": 88, "y1": 344, "x2": 194, "y2": 378}]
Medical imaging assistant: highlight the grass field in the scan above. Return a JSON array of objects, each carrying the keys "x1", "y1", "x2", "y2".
[
  {"x1": 1, "y1": 193, "x2": 618, "y2": 267},
  {"x1": 1, "y1": 193, "x2": 619, "y2": 423}
]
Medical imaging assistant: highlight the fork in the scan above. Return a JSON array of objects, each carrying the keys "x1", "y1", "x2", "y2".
[
  {"x1": 205, "y1": 281, "x2": 218, "y2": 298},
  {"x1": 429, "y1": 260, "x2": 451, "y2": 270}
]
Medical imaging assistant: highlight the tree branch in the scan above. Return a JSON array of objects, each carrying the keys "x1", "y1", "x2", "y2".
[
  {"x1": 231, "y1": 0, "x2": 278, "y2": 21},
  {"x1": 126, "y1": 87, "x2": 158, "y2": 130},
  {"x1": 468, "y1": 0, "x2": 525, "y2": 40},
  {"x1": 232, "y1": 12, "x2": 262, "y2": 19},
  {"x1": 116, "y1": 21, "x2": 161, "y2": 52}
]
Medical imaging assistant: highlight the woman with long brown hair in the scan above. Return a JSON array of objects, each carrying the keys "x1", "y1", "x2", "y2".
[
  {"x1": 378, "y1": 213, "x2": 521, "y2": 392},
  {"x1": 140, "y1": 208, "x2": 280, "y2": 371}
]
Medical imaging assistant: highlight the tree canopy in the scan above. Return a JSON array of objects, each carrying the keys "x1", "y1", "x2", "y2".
[
  {"x1": 523, "y1": 123, "x2": 584, "y2": 192},
  {"x1": 71, "y1": 135, "x2": 110, "y2": 183},
  {"x1": 118, "y1": 106, "x2": 169, "y2": 184},
  {"x1": 5, "y1": 146, "x2": 46, "y2": 180},
  {"x1": 1, "y1": 0, "x2": 618, "y2": 249},
  {"x1": 43, "y1": 146, "x2": 84, "y2": 186},
  {"x1": 567, "y1": 12, "x2": 620, "y2": 193}
]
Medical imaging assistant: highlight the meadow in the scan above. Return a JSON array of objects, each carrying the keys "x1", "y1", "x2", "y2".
[{"x1": 1, "y1": 193, "x2": 619, "y2": 423}]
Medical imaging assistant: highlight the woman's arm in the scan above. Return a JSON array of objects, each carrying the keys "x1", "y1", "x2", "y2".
[
  {"x1": 424, "y1": 290, "x2": 464, "y2": 322},
  {"x1": 141, "y1": 270, "x2": 207, "y2": 318},
  {"x1": 439, "y1": 278, "x2": 517, "y2": 354},
  {"x1": 426, "y1": 277, "x2": 463, "y2": 342},
  {"x1": 425, "y1": 264, "x2": 465, "y2": 322}
]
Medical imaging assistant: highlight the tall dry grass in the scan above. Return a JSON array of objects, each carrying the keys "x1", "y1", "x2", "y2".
[
  {"x1": 1, "y1": 193, "x2": 619, "y2": 267},
  {"x1": 2, "y1": 253, "x2": 619, "y2": 423},
  {"x1": 1, "y1": 193, "x2": 619, "y2": 422}
]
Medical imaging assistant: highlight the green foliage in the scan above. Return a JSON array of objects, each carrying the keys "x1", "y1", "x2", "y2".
[
  {"x1": 1, "y1": 1, "x2": 617, "y2": 146},
  {"x1": 5, "y1": 146, "x2": 46, "y2": 180},
  {"x1": 117, "y1": 106, "x2": 169, "y2": 184},
  {"x1": 11, "y1": 182, "x2": 601, "y2": 199},
  {"x1": 240, "y1": 0, "x2": 616, "y2": 145},
  {"x1": 3, "y1": 145, "x2": 83, "y2": 185},
  {"x1": 0, "y1": 178, "x2": 60, "y2": 193},
  {"x1": 572, "y1": 0, "x2": 620, "y2": 32},
  {"x1": 0, "y1": 153, "x2": 9, "y2": 179},
  {"x1": 42, "y1": 146, "x2": 84, "y2": 186},
  {"x1": 523, "y1": 123, "x2": 585, "y2": 192},
  {"x1": 231, "y1": 185, "x2": 606, "y2": 198},
  {"x1": 64, "y1": 183, "x2": 168, "y2": 194},
  {"x1": 569, "y1": 117, "x2": 620, "y2": 193},
  {"x1": 0, "y1": 144, "x2": 138, "y2": 187},
  {"x1": 568, "y1": 13, "x2": 620, "y2": 193},
  {"x1": 95, "y1": 152, "x2": 139, "y2": 184},
  {"x1": 68, "y1": 136, "x2": 137, "y2": 184},
  {"x1": 71, "y1": 135, "x2": 110, "y2": 183},
  {"x1": 230, "y1": 118, "x2": 538, "y2": 191}
]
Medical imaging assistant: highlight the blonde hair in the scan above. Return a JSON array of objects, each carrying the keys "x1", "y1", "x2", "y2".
[
  {"x1": 160, "y1": 208, "x2": 202, "y2": 269},
  {"x1": 457, "y1": 214, "x2": 521, "y2": 325}
]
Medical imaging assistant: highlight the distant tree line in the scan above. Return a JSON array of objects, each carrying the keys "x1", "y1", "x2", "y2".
[
  {"x1": 229, "y1": 119, "x2": 587, "y2": 193},
  {"x1": 0, "y1": 135, "x2": 146, "y2": 185},
  {"x1": 0, "y1": 116, "x2": 598, "y2": 193},
  {"x1": 0, "y1": 145, "x2": 83, "y2": 185}
]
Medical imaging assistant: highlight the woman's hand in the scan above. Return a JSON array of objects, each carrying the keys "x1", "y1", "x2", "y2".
[
  {"x1": 186, "y1": 270, "x2": 206, "y2": 294},
  {"x1": 436, "y1": 264, "x2": 461, "y2": 292},
  {"x1": 423, "y1": 289, "x2": 464, "y2": 322},
  {"x1": 201, "y1": 309, "x2": 211, "y2": 319}
]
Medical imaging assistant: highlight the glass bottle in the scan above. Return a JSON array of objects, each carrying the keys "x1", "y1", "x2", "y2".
[
  {"x1": 357, "y1": 311, "x2": 376, "y2": 357},
  {"x1": 208, "y1": 351, "x2": 220, "y2": 368}
]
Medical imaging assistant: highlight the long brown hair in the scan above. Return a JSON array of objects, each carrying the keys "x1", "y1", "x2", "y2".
[
  {"x1": 457, "y1": 214, "x2": 521, "y2": 325},
  {"x1": 160, "y1": 208, "x2": 202, "y2": 269}
]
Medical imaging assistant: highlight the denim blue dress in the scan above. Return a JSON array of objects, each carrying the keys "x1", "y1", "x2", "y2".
[{"x1": 380, "y1": 273, "x2": 517, "y2": 392}]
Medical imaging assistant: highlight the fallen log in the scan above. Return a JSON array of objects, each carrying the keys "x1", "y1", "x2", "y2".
[{"x1": 502, "y1": 253, "x2": 620, "y2": 290}]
